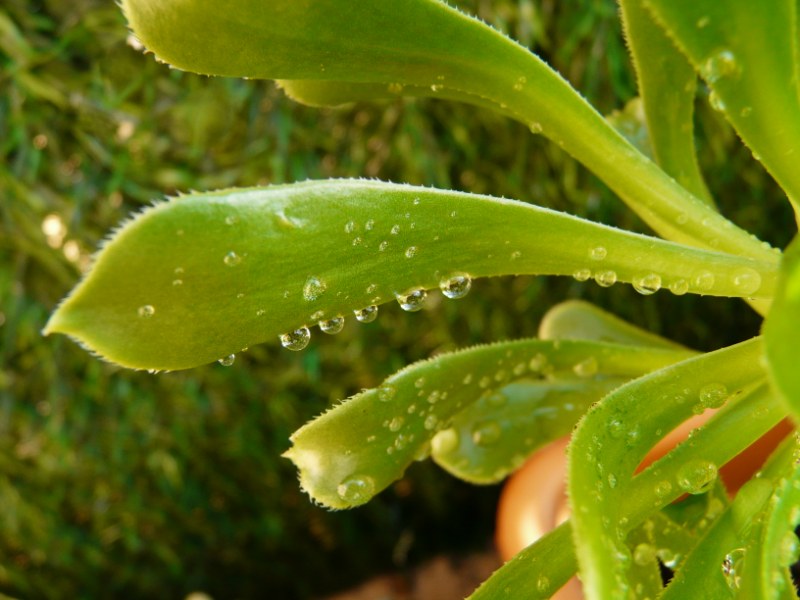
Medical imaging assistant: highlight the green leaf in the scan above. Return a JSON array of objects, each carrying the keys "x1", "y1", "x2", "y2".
[
  {"x1": 619, "y1": 0, "x2": 713, "y2": 206},
  {"x1": 284, "y1": 338, "x2": 691, "y2": 509},
  {"x1": 568, "y1": 338, "x2": 784, "y2": 599},
  {"x1": 431, "y1": 378, "x2": 627, "y2": 484},
  {"x1": 44, "y1": 180, "x2": 776, "y2": 370},
  {"x1": 643, "y1": 0, "x2": 800, "y2": 211},
  {"x1": 765, "y1": 235, "x2": 800, "y2": 422},
  {"x1": 468, "y1": 521, "x2": 577, "y2": 600},
  {"x1": 538, "y1": 299, "x2": 689, "y2": 350},
  {"x1": 122, "y1": 0, "x2": 777, "y2": 260}
]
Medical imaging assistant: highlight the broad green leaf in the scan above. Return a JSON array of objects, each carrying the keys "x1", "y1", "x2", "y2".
[
  {"x1": 284, "y1": 338, "x2": 691, "y2": 509},
  {"x1": 121, "y1": 0, "x2": 776, "y2": 261},
  {"x1": 44, "y1": 180, "x2": 777, "y2": 371},
  {"x1": 568, "y1": 337, "x2": 783, "y2": 599},
  {"x1": 619, "y1": 0, "x2": 713, "y2": 206},
  {"x1": 538, "y1": 299, "x2": 689, "y2": 350},
  {"x1": 468, "y1": 521, "x2": 577, "y2": 600},
  {"x1": 644, "y1": 0, "x2": 800, "y2": 212},
  {"x1": 765, "y1": 235, "x2": 800, "y2": 423},
  {"x1": 431, "y1": 378, "x2": 627, "y2": 484}
]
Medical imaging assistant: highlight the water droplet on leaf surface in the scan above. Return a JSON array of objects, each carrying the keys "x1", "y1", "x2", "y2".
[
  {"x1": 633, "y1": 274, "x2": 662, "y2": 295},
  {"x1": 303, "y1": 276, "x2": 327, "y2": 301},
  {"x1": 439, "y1": 273, "x2": 472, "y2": 299},
  {"x1": 354, "y1": 305, "x2": 378, "y2": 323},
  {"x1": 337, "y1": 475, "x2": 375, "y2": 504},
  {"x1": 218, "y1": 354, "x2": 235, "y2": 367},
  {"x1": 397, "y1": 288, "x2": 427, "y2": 312},
  {"x1": 279, "y1": 327, "x2": 311, "y2": 351},
  {"x1": 224, "y1": 251, "x2": 241, "y2": 266},
  {"x1": 319, "y1": 316, "x2": 345, "y2": 334},
  {"x1": 137, "y1": 305, "x2": 155, "y2": 318}
]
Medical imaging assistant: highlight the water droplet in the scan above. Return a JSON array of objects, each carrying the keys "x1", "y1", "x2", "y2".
[
  {"x1": 218, "y1": 354, "x2": 235, "y2": 367},
  {"x1": 396, "y1": 288, "x2": 427, "y2": 312},
  {"x1": 573, "y1": 268, "x2": 591, "y2": 282},
  {"x1": 378, "y1": 240, "x2": 389, "y2": 251},
  {"x1": 732, "y1": 268, "x2": 761, "y2": 295},
  {"x1": 387, "y1": 82, "x2": 404, "y2": 94},
  {"x1": 589, "y1": 246, "x2": 607, "y2": 261},
  {"x1": 256, "y1": 309, "x2": 266, "y2": 317},
  {"x1": 337, "y1": 475, "x2": 375, "y2": 504},
  {"x1": 472, "y1": 421, "x2": 501, "y2": 446},
  {"x1": 633, "y1": 273, "x2": 662, "y2": 295},
  {"x1": 303, "y1": 276, "x2": 327, "y2": 301},
  {"x1": 378, "y1": 385, "x2": 396, "y2": 402},
  {"x1": 693, "y1": 271, "x2": 715, "y2": 291},
  {"x1": 414, "y1": 377, "x2": 426, "y2": 389},
  {"x1": 388, "y1": 416, "x2": 404, "y2": 432},
  {"x1": 703, "y1": 50, "x2": 739, "y2": 84},
  {"x1": 225, "y1": 215, "x2": 238, "y2": 225},
  {"x1": 513, "y1": 75, "x2": 527, "y2": 91},
  {"x1": 390, "y1": 224, "x2": 400, "y2": 235},
  {"x1": 696, "y1": 16, "x2": 710, "y2": 28},
  {"x1": 279, "y1": 326, "x2": 311, "y2": 351},
  {"x1": 780, "y1": 530, "x2": 799, "y2": 566},
  {"x1": 137, "y1": 305, "x2": 155, "y2": 318},
  {"x1": 440, "y1": 273, "x2": 472, "y2": 299},
  {"x1": 536, "y1": 576, "x2": 550, "y2": 593},
  {"x1": 608, "y1": 419, "x2": 624, "y2": 439},
  {"x1": 478, "y1": 375, "x2": 491, "y2": 389},
  {"x1": 709, "y1": 91, "x2": 726, "y2": 112},
  {"x1": 510, "y1": 250, "x2": 522, "y2": 260},
  {"x1": 655, "y1": 480, "x2": 673, "y2": 499},
  {"x1": 172, "y1": 279, "x2": 183, "y2": 286},
  {"x1": 424, "y1": 414, "x2": 439, "y2": 431},
  {"x1": 699, "y1": 383, "x2": 728, "y2": 409},
  {"x1": 224, "y1": 251, "x2": 241, "y2": 267},
  {"x1": 669, "y1": 279, "x2": 689, "y2": 295},
  {"x1": 677, "y1": 460, "x2": 718, "y2": 494},
  {"x1": 319, "y1": 316, "x2": 345, "y2": 334},
  {"x1": 529, "y1": 122, "x2": 543, "y2": 134},
  {"x1": 404, "y1": 246, "x2": 418, "y2": 258},
  {"x1": 432, "y1": 428, "x2": 459, "y2": 454},
  {"x1": 607, "y1": 473, "x2": 617, "y2": 488},
  {"x1": 352, "y1": 236, "x2": 363, "y2": 246},
  {"x1": 344, "y1": 220, "x2": 356, "y2": 233},
  {"x1": 354, "y1": 305, "x2": 378, "y2": 323},
  {"x1": 740, "y1": 106, "x2": 753, "y2": 117},
  {"x1": 573, "y1": 356, "x2": 598, "y2": 378},
  {"x1": 595, "y1": 270, "x2": 617, "y2": 287},
  {"x1": 722, "y1": 548, "x2": 745, "y2": 589},
  {"x1": 633, "y1": 543, "x2": 656, "y2": 566}
]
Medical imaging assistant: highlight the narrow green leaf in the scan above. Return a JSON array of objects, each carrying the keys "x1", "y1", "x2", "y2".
[
  {"x1": 644, "y1": 0, "x2": 800, "y2": 211},
  {"x1": 625, "y1": 524, "x2": 665, "y2": 600},
  {"x1": 284, "y1": 338, "x2": 691, "y2": 509},
  {"x1": 467, "y1": 521, "x2": 577, "y2": 600},
  {"x1": 568, "y1": 338, "x2": 781, "y2": 599},
  {"x1": 538, "y1": 299, "x2": 689, "y2": 350},
  {"x1": 121, "y1": 0, "x2": 777, "y2": 261},
  {"x1": 765, "y1": 235, "x2": 800, "y2": 423},
  {"x1": 44, "y1": 180, "x2": 776, "y2": 370},
  {"x1": 619, "y1": 0, "x2": 713, "y2": 206}
]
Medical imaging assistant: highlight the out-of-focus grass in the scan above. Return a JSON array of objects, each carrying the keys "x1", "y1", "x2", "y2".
[{"x1": 0, "y1": 0, "x2": 793, "y2": 598}]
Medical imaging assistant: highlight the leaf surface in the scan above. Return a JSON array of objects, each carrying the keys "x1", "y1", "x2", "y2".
[{"x1": 45, "y1": 180, "x2": 776, "y2": 370}]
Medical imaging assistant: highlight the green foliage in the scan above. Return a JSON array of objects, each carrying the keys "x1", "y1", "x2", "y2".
[{"x1": 9, "y1": 0, "x2": 800, "y2": 599}]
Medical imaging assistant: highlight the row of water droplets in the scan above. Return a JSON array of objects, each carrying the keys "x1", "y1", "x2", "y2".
[{"x1": 570, "y1": 245, "x2": 762, "y2": 297}]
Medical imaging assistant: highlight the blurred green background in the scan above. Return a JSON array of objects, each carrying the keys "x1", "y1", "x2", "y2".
[{"x1": 0, "y1": 0, "x2": 793, "y2": 598}]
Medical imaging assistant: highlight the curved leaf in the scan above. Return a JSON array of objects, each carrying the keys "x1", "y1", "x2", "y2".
[
  {"x1": 284, "y1": 338, "x2": 692, "y2": 509},
  {"x1": 764, "y1": 235, "x2": 800, "y2": 423},
  {"x1": 468, "y1": 521, "x2": 577, "y2": 600},
  {"x1": 644, "y1": 0, "x2": 800, "y2": 211},
  {"x1": 619, "y1": 0, "x2": 713, "y2": 206},
  {"x1": 538, "y1": 299, "x2": 689, "y2": 350},
  {"x1": 568, "y1": 338, "x2": 783, "y2": 599},
  {"x1": 44, "y1": 180, "x2": 777, "y2": 370},
  {"x1": 121, "y1": 0, "x2": 776, "y2": 261}
]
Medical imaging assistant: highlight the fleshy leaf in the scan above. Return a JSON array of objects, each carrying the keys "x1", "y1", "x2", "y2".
[
  {"x1": 284, "y1": 338, "x2": 692, "y2": 509},
  {"x1": 468, "y1": 521, "x2": 576, "y2": 600},
  {"x1": 644, "y1": 0, "x2": 800, "y2": 211},
  {"x1": 44, "y1": 180, "x2": 777, "y2": 370},
  {"x1": 568, "y1": 338, "x2": 784, "y2": 599},
  {"x1": 431, "y1": 378, "x2": 627, "y2": 484},
  {"x1": 764, "y1": 235, "x2": 800, "y2": 422},
  {"x1": 538, "y1": 299, "x2": 689, "y2": 350},
  {"x1": 619, "y1": 0, "x2": 713, "y2": 205},
  {"x1": 121, "y1": 0, "x2": 776, "y2": 260}
]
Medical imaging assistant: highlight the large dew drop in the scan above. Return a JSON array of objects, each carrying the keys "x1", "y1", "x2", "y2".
[
  {"x1": 279, "y1": 326, "x2": 311, "y2": 351},
  {"x1": 354, "y1": 305, "x2": 378, "y2": 323},
  {"x1": 632, "y1": 273, "x2": 662, "y2": 295},
  {"x1": 337, "y1": 475, "x2": 376, "y2": 505},
  {"x1": 319, "y1": 316, "x2": 345, "y2": 334},
  {"x1": 439, "y1": 273, "x2": 472, "y2": 299},
  {"x1": 594, "y1": 270, "x2": 617, "y2": 287},
  {"x1": 396, "y1": 288, "x2": 427, "y2": 312},
  {"x1": 722, "y1": 548, "x2": 746, "y2": 590}
]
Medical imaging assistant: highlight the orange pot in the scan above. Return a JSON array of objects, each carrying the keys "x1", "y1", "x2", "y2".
[{"x1": 495, "y1": 417, "x2": 793, "y2": 599}]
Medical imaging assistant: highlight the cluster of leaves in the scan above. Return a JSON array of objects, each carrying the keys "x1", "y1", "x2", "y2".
[{"x1": 7, "y1": 1, "x2": 800, "y2": 599}]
